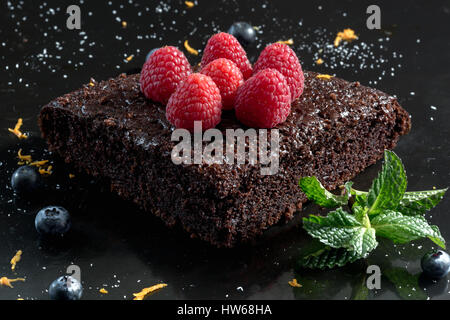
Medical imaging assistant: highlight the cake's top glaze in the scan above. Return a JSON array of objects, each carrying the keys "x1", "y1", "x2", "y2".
[
  {"x1": 47, "y1": 71, "x2": 410, "y2": 146},
  {"x1": 44, "y1": 71, "x2": 411, "y2": 198}
]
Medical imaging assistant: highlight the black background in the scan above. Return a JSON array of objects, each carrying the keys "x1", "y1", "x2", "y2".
[{"x1": 0, "y1": 0, "x2": 449, "y2": 300}]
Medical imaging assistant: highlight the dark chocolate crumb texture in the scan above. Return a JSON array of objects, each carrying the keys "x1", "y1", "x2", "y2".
[{"x1": 39, "y1": 72, "x2": 411, "y2": 247}]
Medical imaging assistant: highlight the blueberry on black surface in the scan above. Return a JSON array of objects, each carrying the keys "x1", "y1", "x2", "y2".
[
  {"x1": 227, "y1": 22, "x2": 256, "y2": 47},
  {"x1": 146, "y1": 48, "x2": 159, "y2": 61},
  {"x1": 11, "y1": 165, "x2": 42, "y2": 196},
  {"x1": 35, "y1": 206, "x2": 71, "y2": 236},
  {"x1": 49, "y1": 276, "x2": 83, "y2": 300},
  {"x1": 421, "y1": 250, "x2": 450, "y2": 279}
]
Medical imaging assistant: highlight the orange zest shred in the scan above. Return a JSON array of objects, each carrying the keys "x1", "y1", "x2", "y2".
[
  {"x1": 99, "y1": 288, "x2": 109, "y2": 294},
  {"x1": 17, "y1": 149, "x2": 32, "y2": 164},
  {"x1": 316, "y1": 58, "x2": 324, "y2": 65},
  {"x1": 17, "y1": 149, "x2": 52, "y2": 174},
  {"x1": 276, "y1": 38, "x2": 294, "y2": 45},
  {"x1": 288, "y1": 279, "x2": 302, "y2": 288},
  {"x1": 316, "y1": 74, "x2": 333, "y2": 80},
  {"x1": 334, "y1": 28, "x2": 358, "y2": 47},
  {"x1": 185, "y1": 1, "x2": 194, "y2": 8},
  {"x1": 30, "y1": 160, "x2": 49, "y2": 168},
  {"x1": 184, "y1": 40, "x2": 199, "y2": 56},
  {"x1": 39, "y1": 166, "x2": 53, "y2": 176},
  {"x1": 0, "y1": 277, "x2": 25, "y2": 288},
  {"x1": 8, "y1": 118, "x2": 28, "y2": 140},
  {"x1": 10, "y1": 250, "x2": 22, "y2": 271},
  {"x1": 133, "y1": 283, "x2": 167, "y2": 300}
]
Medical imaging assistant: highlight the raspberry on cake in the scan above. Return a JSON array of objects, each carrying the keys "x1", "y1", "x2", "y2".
[
  {"x1": 140, "y1": 46, "x2": 192, "y2": 104},
  {"x1": 201, "y1": 32, "x2": 253, "y2": 79},
  {"x1": 166, "y1": 73, "x2": 222, "y2": 131},
  {"x1": 235, "y1": 68, "x2": 291, "y2": 128},
  {"x1": 200, "y1": 58, "x2": 244, "y2": 110},
  {"x1": 253, "y1": 43, "x2": 304, "y2": 101}
]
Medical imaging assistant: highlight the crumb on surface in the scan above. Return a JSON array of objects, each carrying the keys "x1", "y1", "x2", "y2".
[
  {"x1": 334, "y1": 28, "x2": 358, "y2": 47},
  {"x1": 121, "y1": 21, "x2": 127, "y2": 28},
  {"x1": 184, "y1": 40, "x2": 199, "y2": 55},
  {"x1": 8, "y1": 118, "x2": 28, "y2": 140},
  {"x1": 316, "y1": 58, "x2": 324, "y2": 65},
  {"x1": 10, "y1": 250, "x2": 22, "y2": 271},
  {"x1": 99, "y1": 288, "x2": 109, "y2": 294},
  {"x1": 185, "y1": 1, "x2": 194, "y2": 8},
  {"x1": 69, "y1": 173, "x2": 76, "y2": 179},
  {"x1": 125, "y1": 55, "x2": 134, "y2": 62},
  {"x1": 133, "y1": 283, "x2": 167, "y2": 300},
  {"x1": 288, "y1": 279, "x2": 302, "y2": 288}
]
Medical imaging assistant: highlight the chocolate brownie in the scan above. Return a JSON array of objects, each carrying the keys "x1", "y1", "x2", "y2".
[{"x1": 39, "y1": 72, "x2": 411, "y2": 247}]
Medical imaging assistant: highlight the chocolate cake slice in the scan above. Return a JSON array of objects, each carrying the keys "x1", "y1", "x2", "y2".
[{"x1": 39, "y1": 71, "x2": 411, "y2": 247}]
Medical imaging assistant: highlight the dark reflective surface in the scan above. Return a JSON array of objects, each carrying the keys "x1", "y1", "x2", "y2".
[{"x1": 1, "y1": 0, "x2": 449, "y2": 300}]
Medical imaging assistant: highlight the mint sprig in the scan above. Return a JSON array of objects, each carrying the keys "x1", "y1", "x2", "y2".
[{"x1": 298, "y1": 150, "x2": 447, "y2": 269}]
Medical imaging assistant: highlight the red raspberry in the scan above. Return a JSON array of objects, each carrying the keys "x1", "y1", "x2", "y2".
[
  {"x1": 140, "y1": 46, "x2": 192, "y2": 104},
  {"x1": 201, "y1": 33, "x2": 253, "y2": 80},
  {"x1": 166, "y1": 73, "x2": 222, "y2": 131},
  {"x1": 200, "y1": 58, "x2": 244, "y2": 110},
  {"x1": 235, "y1": 69, "x2": 291, "y2": 128},
  {"x1": 253, "y1": 43, "x2": 304, "y2": 101}
]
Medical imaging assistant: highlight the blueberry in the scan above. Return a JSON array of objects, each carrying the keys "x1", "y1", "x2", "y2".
[
  {"x1": 11, "y1": 166, "x2": 42, "y2": 196},
  {"x1": 49, "y1": 276, "x2": 83, "y2": 300},
  {"x1": 421, "y1": 250, "x2": 450, "y2": 279},
  {"x1": 227, "y1": 22, "x2": 256, "y2": 47},
  {"x1": 145, "y1": 48, "x2": 159, "y2": 61},
  {"x1": 35, "y1": 206, "x2": 71, "y2": 236}
]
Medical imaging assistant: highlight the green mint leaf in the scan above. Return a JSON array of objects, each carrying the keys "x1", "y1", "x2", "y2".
[
  {"x1": 397, "y1": 188, "x2": 448, "y2": 216},
  {"x1": 302, "y1": 208, "x2": 378, "y2": 256},
  {"x1": 367, "y1": 150, "x2": 407, "y2": 215},
  {"x1": 343, "y1": 181, "x2": 353, "y2": 195},
  {"x1": 351, "y1": 275, "x2": 369, "y2": 300},
  {"x1": 371, "y1": 211, "x2": 446, "y2": 249},
  {"x1": 383, "y1": 267, "x2": 427, "y2": 300},
  {"x1": 297, "y1": 242, "x2": 363, "y2": 270},
  {"x1": 429, "y1": 225, "x2": 446, "y2": 249},
  {"x1": 352, "y1": 205, "x2": 368, "y2": 223},
  {"x1": 350, "y1": 188, "x2": 368, "y2": 209},
  {"x1": 299, "y1": 176, "x2": 348, "y2": 208}
]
